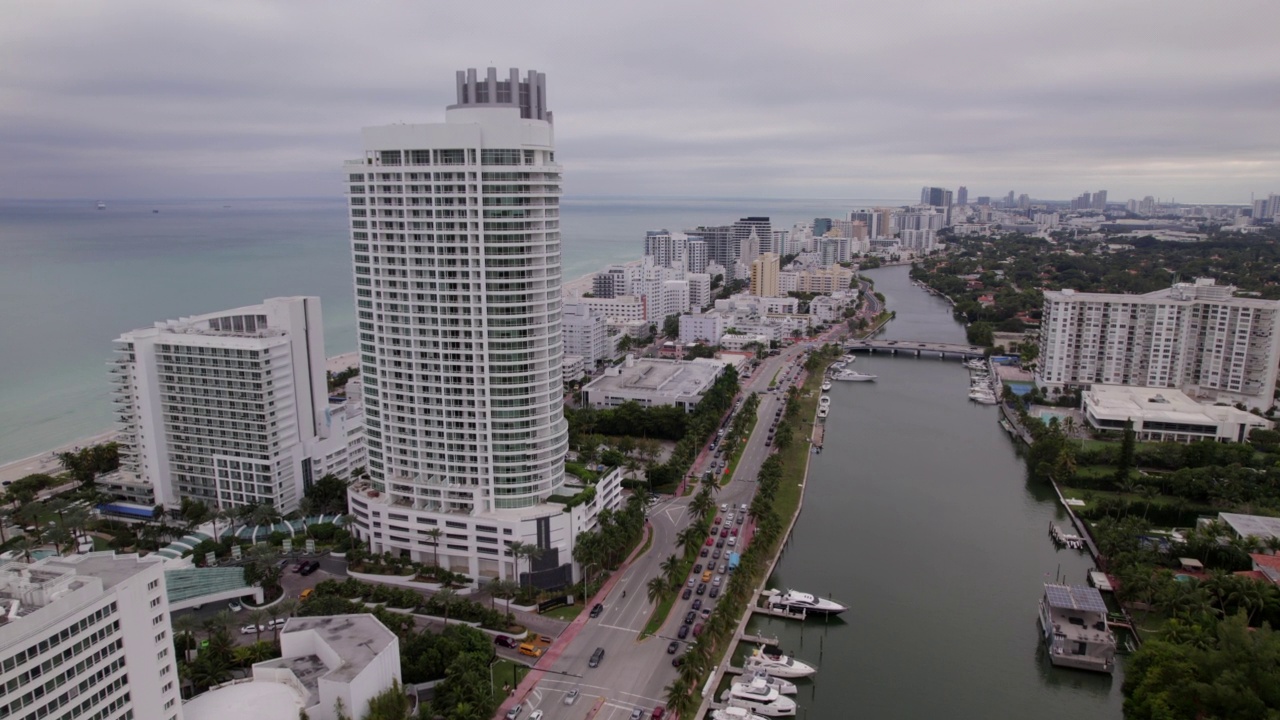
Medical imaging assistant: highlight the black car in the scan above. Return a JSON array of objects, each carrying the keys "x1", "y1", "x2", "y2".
[
  {"x1": 494, "y1": 635, "x2": 518, "y2": 648},
  {"x1": 684, "y1": 611, "x2": 696, "y2": 625},
  {"x1": 692, "y1": 599, "x2": 702, "y2": 610},
  {"x1": 693, "y1": 564, "x2": 702, "y2": 574},
  {"x1": 299, "y1": 560, "x2": 320, "y2": 576},
  {"x1": 590, "y1": 603, "x2": 603, "y2": 618},
  {"x1": 681, "y1": 587, "x2": 692, "y2": 600},
  {"x1": 672, "y1": 654, "x2": 685, "y2": 667},
  {"x1": 667, "y1": 640, "x2": 680, "y2": 654},
  {"x1": 715, "y1": 539, "x2": 724, "y2": 548},
  {"x1": 699, "y1": 548, "x2": 709, "y2": 558},
  {"x1": 589, "y1": 647, "x2": 605, "y2": 668},
  {"x1": 709, "y1": 586, "x2": 720, "y2": 598},
  {"x1": 677, "y1": 624, "x2": 690, "y2": 639},
  {"x1": 696, "y1": 583, "x2": 706, "y2": 596}
]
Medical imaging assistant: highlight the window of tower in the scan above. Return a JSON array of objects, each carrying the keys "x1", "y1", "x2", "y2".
[
  {"x1": 379, "y1": 151, "x2": 402, "y2": 166},
  {"x1": 481, "y1": 149, "x2": 521, "y2": 166},
  {"x1": 435, "y1": 149, "x2": 466, "y2": 166}
]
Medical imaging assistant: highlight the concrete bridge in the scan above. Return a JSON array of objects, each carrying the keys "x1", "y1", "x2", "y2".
[{"x1": 845, "y1": 339, "x2": 986, "y2": 360}]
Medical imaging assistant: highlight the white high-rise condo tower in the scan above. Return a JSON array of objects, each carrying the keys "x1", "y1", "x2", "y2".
[{"x1": 345, "y1": 69, "x2": 616, "y2": 588}]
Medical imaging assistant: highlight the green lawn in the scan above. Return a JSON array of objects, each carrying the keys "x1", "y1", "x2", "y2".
[
  {"x1": 490, "y1": 659, "x2": 531, "y2": 699},
  {"x1": 721, "y1": 409, "x2": 762, "y2": 486},
  {"x1": 540, "y1": 604, "x2": 583, "y2": 622},
  {"x1": 1059, "y1": 486, "x2": 1213, "y2": 512}
]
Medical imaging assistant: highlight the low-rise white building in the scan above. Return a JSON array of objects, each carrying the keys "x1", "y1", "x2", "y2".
[
  {"x1": 562, "y1": 355, "x2": 586, "y2": 383},
  {"x1": 719, "y1": 333, "x2": 771, "y2": 352},
  {"x1": 562, "y1": 303, "x2": 610, "y2": 367},
  {"x1": 0, "y1": 553, "x2": 183, "y2": 720},
  {"x1": 183, "y1": 614, "x2": 401, "y2": 720},
  {"x1": 582, "y1": 356, "x2": 730, "y2": 412},
  {"x1": 680, "y1": 312, "x2": 727, "y2": 345},
  {"x1": 1082, "y1": 385, "x2": 1272, "y2": 444},
  {"x1": 577, "y1": 295, "x2": 647, "y2": 324}
]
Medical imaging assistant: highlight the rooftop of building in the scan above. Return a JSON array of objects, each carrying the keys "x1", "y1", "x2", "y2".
[
  {"x1": 585, "y1": 357, "x2": 727, "y2": 399},
  {"x1": 1045, "y1": 279, "x2": 1280, "y2": 308},
  {"x1": 0, "y1": 553, "x2": 161, "y2": 626},
  {"x1": 1220, "y1": 513, "x2": 1280, "y2": 542},
  {"x1": 182, "y1": 676, "x2": 305, "y2": 720},
  {"x1": 277, "y1": 614, "x2": 397, "y2": 683},
  {"x1": 1084, "y1": 385, "x2": 1271, "y2": 428}
]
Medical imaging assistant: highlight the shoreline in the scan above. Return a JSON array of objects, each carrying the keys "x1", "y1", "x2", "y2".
[{"x1": 0, "y1": 352, "x2": 363, "y2": 486}]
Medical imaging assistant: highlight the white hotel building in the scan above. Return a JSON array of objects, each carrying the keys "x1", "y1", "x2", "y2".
[
  {"x1": 106, "y1": 297, "x2": 359, "y2": 513},
  {"x1": 0, "y1": 553, "x2": 183, "y2": 720},
  {"x1": 343, "y1": 68, "x2": 617, "y2": 588},
  {"x1": 1038, "y1": 279, "x2": 1280, "y2": 410}
]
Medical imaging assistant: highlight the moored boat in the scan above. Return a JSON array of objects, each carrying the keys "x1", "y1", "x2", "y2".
[
  {"x1": 712, "y1": 708, "x2": 769, "y2": 720},
  {"x1": 832, "y1": 370, "x2": 876, "y2": 382},
  {"x1": 747, "y1": 669, "x2": 797, "y2": 694},
  {"x1": 763, "y1": 589, "x2": 847, "y2": 616},
  {"x1": 721, "y1": 678, "x2": 797, "y2": 717},
  {"x1": 743, "y1": 647, "x2": 818, "y2": 678}
]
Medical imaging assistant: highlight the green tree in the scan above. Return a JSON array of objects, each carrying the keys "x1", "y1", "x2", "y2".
[
  {"x1": 1115, "y1": 419, "x2": 1136, "y2": 488},
  {"x1": 662, "y1": 313, "x2": 681, "y2": 339},
  {"x1": 360, "y1": 680, "x2": 410, "y2": 720},
  {"x1": 304, "y1": 474, "x2": 352, "y2": 515}
]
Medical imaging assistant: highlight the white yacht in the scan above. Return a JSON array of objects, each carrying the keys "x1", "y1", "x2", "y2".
[
  {"x1": 721, "y1": 679, "x2": 797, "y2": 717},
  {"x1": 743, "y1": 647, "x2": 817, "y2": 678},
  {"x1": 747, "y1": 669, "x2": 797, "y2": 694},
  {"x1": 96, "y1": 201, "x2": 106, "y2": 210},
  {"x1": 832, "y1": 370, "x2": 877, "y2": 382},
  {"x1": 712, "y1": 708, "x2": 769, "y2": 720},
  {"x1": 819, "y1": 395, "x2": 831, "y2": 406},
  {"x1": 763, "y1": 589, "x2": 848, "y2": 616},
  {"x1": 820, "y1": 381, "x2": 832, "y2": 392},
  {"x1": 816, "y1": 406, "x2": 829, "y2": 420}
]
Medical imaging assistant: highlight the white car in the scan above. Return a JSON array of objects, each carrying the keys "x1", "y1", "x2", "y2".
[
  {"x1": 720, "y1": 503, "x2": 728, "y2": 512},
  {"x1": 240, "y1": 624, "x2": 264, "y2": 635},
  {"x1": 529, "y1": 711, "x2": 544, "y2": 720},
  {"x1": 227, "y1": 600, "x2": 243, "y2": 612}
]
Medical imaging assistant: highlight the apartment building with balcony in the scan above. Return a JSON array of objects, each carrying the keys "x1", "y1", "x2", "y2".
[
  {"x1": 344, "y1": 68, "x2": 597, "y2": 589},
  {"x1": 105, "y1": 297, "x2": 357, "y2": 513},
  {"x1": 0, "y1": 553, "x2": 183, "y2": 720},
  {"x1": 1038, "y1": 279, "x2": 1280, "y2": 410}
]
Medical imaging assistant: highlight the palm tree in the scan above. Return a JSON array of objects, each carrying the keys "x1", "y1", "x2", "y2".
[
  {"x1": 675, "y1": 526, "x2": 702, "y2": 560},
  {"x1": 247, "y1": 608, "x2": 270, "y2": 643},
  {"x1": 660, "y1": 554, "x2": 682, "y2": 590},
  {"x1": 663, "y1": 676, "x2": 697, "y2": 719},
  {"x1": 646, "y1": 575, "x2": 669, "y2": 605},
  {"x1": 423, "y1": 528, "x2": 443, "y2": 570},
  {"x1": 489, "y1": 579, "x2": 519, "y2": 618},
  {"x1": 1138, "y1": 485, "x2": 1159, "y2": 521},
  {"x1": 435, "y1": 587, "x2": 457, "y2": 625},
  {"x1": 172, "y1": 612, "x2": 203, "y2": 661},
  {"x1": 510, "y1": 542, "x2": 544, "y2": 591}
]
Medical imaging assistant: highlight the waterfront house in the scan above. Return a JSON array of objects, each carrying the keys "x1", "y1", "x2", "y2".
[{"x1": 1038, "y1": 584, "x2": 1116, "y2": 673}]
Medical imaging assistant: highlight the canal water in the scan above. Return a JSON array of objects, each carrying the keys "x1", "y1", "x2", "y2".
[{"x1": 743, "y1": 265, "x2": 1123, "y2": 719}]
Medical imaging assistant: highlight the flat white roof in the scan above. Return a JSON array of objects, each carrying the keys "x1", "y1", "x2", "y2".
[
  {"x1": 586, "y1": 358, "x2": 726, "y2": 399},
  {"x1": 1085, "y1": 385, "x2": 1269, "y2": 429},
  {"x1": 183, "y1": 679, "x2": 304, "y2": 720},
  {"x1": 1219, "y1": 513, "x2": 1280, "y2": 542}
]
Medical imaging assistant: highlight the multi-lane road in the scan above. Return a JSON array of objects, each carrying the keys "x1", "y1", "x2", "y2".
[{"x1": 508, "y1": 345, "x2": 813, "y2": 720}]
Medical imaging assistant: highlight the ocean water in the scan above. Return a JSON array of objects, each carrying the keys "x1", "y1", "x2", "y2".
[{"x1": 0, "y1": 195, "x2": 909, "y2": 464}]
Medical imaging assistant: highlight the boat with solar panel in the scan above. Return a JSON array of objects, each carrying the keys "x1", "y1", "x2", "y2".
[
  {"x1": 763, "y1": 589, "x2": 847, "y2": 616},
  {"x1": 743, "y1": 646, "x2": 817, "y2": 678},
  {"x1": 720, "y1": 678, "x2": 798, "y2": 716},
  {"x1": 1038, "y1": 583, "x2": 1117, "y2": 673}
]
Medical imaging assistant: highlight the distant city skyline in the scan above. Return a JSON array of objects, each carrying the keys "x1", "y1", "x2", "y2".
[{"x1": 1, "y1": 1, "x2": 1277, "y2": 203}]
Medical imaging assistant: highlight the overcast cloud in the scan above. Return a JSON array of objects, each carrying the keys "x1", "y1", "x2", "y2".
[{"x1": 2, "y1": 0, "x2": 1277, "y2": 203}]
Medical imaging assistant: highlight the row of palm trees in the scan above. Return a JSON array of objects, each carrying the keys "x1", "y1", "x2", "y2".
[{"x1": 573, "y1": 488, "x2": 650, "y2": 593}]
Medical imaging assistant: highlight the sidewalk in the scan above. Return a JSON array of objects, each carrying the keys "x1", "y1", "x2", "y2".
[{"x1": 495, "y1": 522, "x2": 655, "y2": 719}]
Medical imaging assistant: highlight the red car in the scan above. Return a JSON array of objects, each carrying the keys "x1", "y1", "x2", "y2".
[
  {"x1": 719, "y1": 528, "x2": 729, "y2": 538},
  {"x1": 704, "y1": 537, "x2": 714, "y2": 547},
  {"x1": 730, "y1": 527, "x2": 738, "y2": 536},
  {"x1": 713, "y1": 516, "x2": 722, "y2": 525},
  {"x1": 652, "y1": 708, "x2": 666, "y2": 719}
]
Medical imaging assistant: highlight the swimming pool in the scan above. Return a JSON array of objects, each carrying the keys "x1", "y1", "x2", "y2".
[
  {"x1": 1039, "y1": 409, "x2": 1074, "y2": 425},
  {"x1": 1006, "y1": 382, "x2": 1034, "y2": 396}
]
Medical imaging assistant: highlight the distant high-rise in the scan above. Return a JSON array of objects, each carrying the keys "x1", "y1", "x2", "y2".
[
  {"x1": 732, "y1": 217, "x2": 772, "y2": 265},
  {"x1": 1092, "y1": 190, "x2": 1108, "y2": 211},
  {"x1": 750, "y1": 253, "x2": 781, "y2": 298},
  {"x1": 343, "y1": 68, "x2": 603, "y2": 589},
  {"x1": 956, "y1": 186, "x2": 968, "y2": 206},
  {"x1": 1005, "y1": 191, "x2": 1016, "y2": 207},
  {"x1": 920, "y1": 187, "x2": 953, "y2": 208},
  {"x1": 976, "y1": 196, "x2": 991, "y2": 206},
  {"x1": 688, "y1": 224, "x2": 734, "y2": 269},
  {"x1": 813, "y1": 217, "x2": 833, "y2": 237}
]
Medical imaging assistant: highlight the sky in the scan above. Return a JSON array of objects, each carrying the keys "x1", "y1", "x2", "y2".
[{"x1": 1, "y1": 0, "x2": 1278, "y2": 204}]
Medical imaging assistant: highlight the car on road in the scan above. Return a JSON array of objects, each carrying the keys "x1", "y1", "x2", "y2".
[
  {"x1": 300, "y1": 588, "x2": 314, "y2": 601},
  {"x1": 709, "y1": 586, "x2": 720, "y2": 598},
  {"x1": 564, "y1": 688, "x2": 580, "y2": 705},
  {"x1": 693, "y1": 622, "x2": 704, "y2": 636},
  {"x1": 713, "y1": 515, "x2": 721, "y2": 525},
  {"x1": 589, "y1": 647, "x2": 605, "y2": 668},
  {"x1": 672, "y1": 654, "x2": 685, "y2": 667},
  {"x1": 704, "y1": 537, "x2": 714, "y2": 547},
  {"x1": 701, "y1": 608, "x2": 711, "y2": 618},
  {"x1": 240, "y1": 624, "x2": 264, "y2": 635},
  {"x1": 681, "y1": 587, "x2": 692, "y2": 600},
  {"x1": 228, "y1": 600, "x2": 242, "y2": 612},
  {"x1": 718, "y1": 564, "x2": 726, "y2": 575},
  {"x1": 740, "y1": 503, "x2": 748, "y2": 511},
  {"x1": 504, "y1": 705, "x2": 522, "y2": 719},
  {"x1": 293, "y1": 561, "x2": 308, "y2": 573},
  {"x1": 730, "y1": 528, "x2": 738, "y2": 536},
  {"x1": 684, "y1": 611, "x2": 696, "y2": 625},
  {"x1": 736, "y1": 516, "x2": 744, "y2": 525},
  {"x1": 719, "y1": 528, "x2": 728, "y2": 538},
  {"x1": 713, "y1": 576, "x2": 722, "y2": 587},
  {"x1": 677, "y1": 624, "x2": 690, "y2": 639},
  {"x1": 631, "y1": 710, "x2": 644, "y2": 720},
  {"x1": 529, "y1": 711, "x2": 544, "y2": 720},
  {"x1": 720, "y1": 503, "x2": 728, "y2": 512},
  {"x1": 706, "y1": 561, "x2": 716, "y2": 571},
  {"x1": 590, "y1": 603, "x2": 603, "y2": 618},
  {"x1": 700, "y1": 548, "x2": 709, "y2": 558},
  {"x1": 692, "y1": 599, "x2": 702, "y2": 610},
  {"x1": 713, "y1": 549, "x2": 721, "y2": 559},
  {"x1": 693, "y1": 564, "x2": 702, "y2": 574},
  {"x1": 278, "y1": 559, "x2": 291, "y2": 568},
  {"x1": 494, "y1": 635, "x2": 518, "y2": 648},
  {"x1": 652, "y1": 707, "x2": 666, "y2": 719},
  {"x1": 667, "y1": 640, "x2": 680, "y2": 654},
  {"x1": 716, "y1": 539, "x2": 724, "y2": 548},
  {"x1": 300, "y1": 560, "x2": 320, "y2": 576},
  {"x1": 686, "y1": 577, "x2": 696, "y2": 587},
  {"x1": 696, "y1": 583, "x2": 706, "y2": 595}
]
